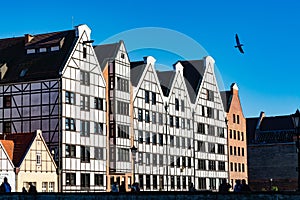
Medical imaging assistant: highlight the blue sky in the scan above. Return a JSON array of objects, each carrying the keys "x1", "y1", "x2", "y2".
[{"x1": 1, "y1": 0, "x2": 300, "y2": 117}]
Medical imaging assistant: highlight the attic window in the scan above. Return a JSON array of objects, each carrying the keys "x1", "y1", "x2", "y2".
[
  {"x1": 121, "y1": 53, "x2": 125, "y2": 59},
  {"x1": 27, "y1": 49, "x2": 35, "y2": 54},
  {"x1": 20, "y1": 69, "x2": 28, "y2": 77},
  {"x1": 39, "y1": 48, "x2": 47, "y2": 53},
  {"x1": 51, "y1": 46, "x2": 60, "y2": 51}
]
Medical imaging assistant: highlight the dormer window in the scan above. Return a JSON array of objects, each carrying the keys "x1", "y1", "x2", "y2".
[
  {"x1": 51, "y1": 46, "x2": 59, "y2": 51},
  {"x1": 20, "y1": 68, "x2": 28, "y2": 77},
  {"x1": 27, "y1": 49, "x2": 35, "y2": 54},
  {"x1": 39, "y1": 48, "x2": 47, "y2": 53}
]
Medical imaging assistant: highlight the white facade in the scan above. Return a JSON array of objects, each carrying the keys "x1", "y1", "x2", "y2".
[{"x1": 0, "y1": 141, "x2": 15, "y2": 192}]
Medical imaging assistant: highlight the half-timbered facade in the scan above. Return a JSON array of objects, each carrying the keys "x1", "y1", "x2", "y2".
[{"x1": 0, "y1": 24, "x2": 106, "y2": 192}]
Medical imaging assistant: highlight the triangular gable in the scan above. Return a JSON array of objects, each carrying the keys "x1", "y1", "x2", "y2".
[
  {"x1": 132, "y1": 56, "x2": 166, "y2": 103},
  {"x1": 0, "y1": 141, "x2": 14, "y2": 167}
]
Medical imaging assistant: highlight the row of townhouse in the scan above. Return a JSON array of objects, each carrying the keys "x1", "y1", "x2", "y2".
[{"x1": 0, "y1": 24, "x2": 247, "y2": 192}]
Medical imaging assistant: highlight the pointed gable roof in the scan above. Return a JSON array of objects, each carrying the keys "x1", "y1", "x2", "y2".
[
  {"x1": 175, "y1": 60, "x2": 206, "y2": 103},
  {"x1": 0, "y1": 29, "x2": 76, "y2": 84},
  {"x1": 156, "y1": 71, "x2": 176, "y2": 96},
  {"x1": 0, "y1": 132, "x2": 35, "y2": 167},
  {"x1": 94, "y1": 41, "x2": 121, "y2": 70},
  {"x1": 130, "y1": 61, "x2": 147, "y2": 87},
  {"x1": 0, "y1": 140, "x2": 14, "y2": 160}
]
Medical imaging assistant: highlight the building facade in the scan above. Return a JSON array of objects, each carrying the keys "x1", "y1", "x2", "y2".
[
  {"x1": 221, "y1": 83, "x2": 248, "y2": 189},
  {"x1": 247, "y1": 112, "x2": 297, "y2": 191},
  {"x1": 0, "y1": 24, "x2": 107, "y2": 192}
]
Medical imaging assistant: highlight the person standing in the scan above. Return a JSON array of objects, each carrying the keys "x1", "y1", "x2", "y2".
[
  {"x1": 0, "y1": 177, "x2": 11, "y2": 193},
  {"x1": 28, "y1": 182, "x2": 37, "y2": 194}
]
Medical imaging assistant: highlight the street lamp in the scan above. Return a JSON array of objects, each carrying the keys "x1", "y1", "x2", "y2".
[
  {"x1": 131, "y1": 145, "x2": 138, "y2": 183},
  {"x1": 292, "y1": 109, "x2": 300, "y2": 191}
]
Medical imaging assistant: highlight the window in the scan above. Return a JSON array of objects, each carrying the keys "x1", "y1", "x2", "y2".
[
  {"x1": 183, "y1": 177, "x2": 186, "y2": 189},
  {"x1": 159, "y1": 155, "x2": 163, "y2": 166},
  {"x1": 94, "y1": 98, "x2": 104, "y2": 110},
  {"x1": 153, "y1": 175, "x2": 157, "y2": 189},
  {"x1": 238, "y1": 163, "x2": 241, "y2": 172},
  {"x1": 187, "y1": 138, "x2": 191, "y2": 149},
  {"x1": 181, "y1": 118, "x2": 185, "y2": 129},
  {"x1": 145, "y1": 90, "x2": 149, "y2": 103},
  {"x1": 188, "y1": 157, "x2": 191, "y2": 168},
  {"x1": 230, "y1": 162, "x2": 233, "y2": 171},
  {"x1": 48, "y1": 182, "x2": 54, "y2": 192},
  {"x1": 208, "y1": 160, "x2": 216, "y2": 170},
  {"x1": 182, "y1": 157, "x2": 186, "y2": 168},
  {"x1": 181, "y1": 100, "x2": 185, "y2": 112},
  {"x1": 152, "y1": 133, "x2": 157, "y2": 145},
  {"x1": 198, "y1": 141, "x2": 205, "y2": 152},
  {"x1": 117, "y1": 101, "x2": 129, "y2": 115},
  {"x1": 175, "y1": 98, "x2": 179, "y2": 111},
  {"x1": 145, "y1": 132, "x2": 150, "y2": 144},
  {"x1": 170, "y1": 135, "x2": 174, "y2": 147},
  {"x1": 159, "y1": 134, "x2": 163, "y2": 146},
  {"x1": 218, "y1": 161, "x2": 226, "y2": 171},
  {"x1": 207, "y1": 107, "x2": 214, "y2": 118},
  {"x1": 159, "y1": 113, "x2": 163, "y2": 125},
  {"x1": 202, "y1": 106, "x2": 205, "y2": 116},
  {"x1": 209, "y1": 178, "x2": 216, "y2": 190},
  {"x1": 234, "y1": 146, "x2": 237, "y2": 155},
  {"x1": 238, "y1": 131, "x2": 240, "y2": 140},
  {"x1": 206, "y1": 89, "x2": 214, "y2": 101},
  {"x1": 145, "y1": 110, "x2": 150, "y2": 123},
  {"x1": 233, "y1": 130, "x2": 236, "y2": 139},
  {"x1": 171, "y1": 176, "x2": 175, "y2": 189},
  {"x1": 95, "y1": 174, "x2": 104, "y2": 186},
  {"x1": 235, "y1": 163, "x2": 237, "y2": 172},
  {"x1": 152, "y1": 112, "x2": 156, "y2": 124},
  {"x1": 230, "y1": 146, "x2": 233, "y2": 155},
  {"x1": 230, "y1": 129, "x2": 232, "y2": 138},
  {"x1": 218, "y1": 127, "x2": 224, "y2": 137},
  {"x1": 117, "y1": 77, "x2": 129, "y2": 92},
  {"x1": 121, "y1": 53, "x2": 125, "y2": 59},
  {"x1": 80, "y1": 95, "x2": 89, "y2": 110},
  {"x1": 80, "y1": 70, "x2": 90, "y2": 85},
  {"x1": 138, "y1": 131, "x2": 143, "y2": 143},
  {"x1": 177, "y1": 176, "x2": 181, "y2": 189},
  {"x1": 65, "y1": 118, "x2": 75, "y2": 131},
  {"x1": 80, "y1": 120, "x2": 90, "y2": 136},
  {"x1": 80, "y1": 146, "x2": 90, "y2": 163},
  {"x1": 66, "y1": 144, "x2": 76, "y2": 157},
  {"x1": 42, "y1": 182, "x2": 48, "y2": 192},
  {"x1": 95, "y1": 148, "x2": 104, "y2": 160},
  {"x1": 197, "y1": 123, "x2": 205, "y2": 134},
  {"x1": 241, "y1": 132, "x2": 244, "y2": 141},
  {"x1": 139, "y1": 175, "x2": 144, "y2": 188},
  {"x1": 81, "y1": 173, "x2": 90, "y2": 188},
  {"x1": 176, "y1": 137, "x2": 180, "y2": 148},
  {"x1": 146, "y1": 175, "x2": 150, "y2": 189},
  {"x1": 36, "y1": 153, "x2": 41, "y2": 165},
  {"x1": 3, "y1": 95, "x2": 11, "y2": 108},
  {"x1": 208, "y1": 125, "x2": 215, "y2": 136},
  {"x1": 169, "y1": 116, "x2": 174, "y2": 127},
  {"x1": 199, "y1": 178, "x2": 206, "y2": 190},
  {"x1": 182, "y1": 138, "x2": 185, "y2": 148},
  {"x1": 187, "y1": 119, "x2": 190, "y2": 130},
  {"x1": 138, "y1": 109, "x2": 143, "y2": 121},
  {"x1": 242, "y1": 148, "x2": 245, "y2": 156},
  {"x1": 152, "y1": 154, "x2": 157, "y2": 165},
  {"x1": 208, "y1": 143, "x2": 215, "y2": 153},
  {"x1": 146, "y1": 153, "x2": 150, "y2": 165},
  {"x1": 237, "y1": 115, "x2": 240, "y2": 124},
  {"x1": 217, "y1": 144, "x2": 225, "y2": 154},
  {"x1": 176, "y1": 157, "x2": 180, "y2": 167},
  {"x1": 199, "y1": 159, "x2": 206, "y2": 170},
  {"x1": 65, "y1": 91, "x2": 75, "y2": 104},
  {"x1": 138, "y1": 153, "x2": 143, "y2": 164},
  {"x1": 66, "y1": 173, "x2": 76, "y2": 186},
  {"x1": 242, "y1": 164, "x2": 245, "y2": 172},
  {"x1": 238, "y1": 147, "x2": 241, "y2": 156},
  {"x1": 94, "y1": 122, "x2": 104, "y2": 134},
  {"x1": 117, "y1": 125, "x2": 129, "y2": 139},
  {"x1": 83, "y1": 47, "x2": 87, "y2": 59},
  {"x1": 3, "y1": 121, "x2": 11, "y2": 133},
  {"x1": 170, "y1": 156, "x2": 174, "y2": 167},
  {"x1": 152, "y1": 92, "x2": 156, "y2": 105},
  {"x1": 117, "y1": 148, "x2": 130, "y2": 162},
  {"x1": 175, "y1": 117, "x2": 179, "y2": 128},
  {"x1": 233, "y1": 114, "x2": 236, "y2": 123}
]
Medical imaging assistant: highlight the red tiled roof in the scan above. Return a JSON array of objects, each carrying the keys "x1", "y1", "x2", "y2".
[
  {"x1": 0, "y1": 132, "x2": 36, "y2": 167},
  {"x1": 0, "y1": 140, "x2": 14, "y2": 160}
]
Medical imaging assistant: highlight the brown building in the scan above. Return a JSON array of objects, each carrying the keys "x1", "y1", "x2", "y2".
[
  {"x1": 221, "y1": 83, "x2": 248, "y2": 189},
  {"x1": 247, "y1": 112, "x2": 297, "y2": 191}
]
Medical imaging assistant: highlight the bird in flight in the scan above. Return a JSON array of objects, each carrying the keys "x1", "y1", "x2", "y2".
[{"x1": 235, "y1": 34, "x2": 244, "y2": 54}]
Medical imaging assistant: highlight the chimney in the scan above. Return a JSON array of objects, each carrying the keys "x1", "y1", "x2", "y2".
[
  {"x1": 231, "y1": 83, "x2": 239, "y2": 95},
  {"x1": 24, "y1": 34, "x2": 34, "y2": 44}
]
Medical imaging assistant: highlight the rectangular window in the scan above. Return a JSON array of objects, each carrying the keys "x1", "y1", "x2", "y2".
[
  {"x1": 80, "y1": 120, "x2": 90, "y2": 136},
  {"x1": 152, "y1": 92, "x2": 156, "y2": 105},
  {"x1": 42, "y1": 182, "x2": 48, "y2": 192},
  {"x1": 159, "y1": 176, "x2": 164, "y2": 190},
  {"x1": 218, "y1": 161, "x2": 226, "y2": 171},
  {"x1": 171, "y1": 176, "x2": 175, "y2": 189},
  {"x1": 238, "y1": 131, "x2": 240, "y2": 140},
  {"x1": 177, "y1": 176, "x2": 181, "y2": 189},
  {"x1": 187, "y1": 138, "x2": 191, "y2": 149},
  {"x1": 138, "y1": 109, "x2": 143, "y2": 121},
  {"x1": 176, "y1": 137, "x2": 180, "y2": 148},
  {"x1": 146, "y1": 175, "x2": 150, "y2": 189},
  {"x1": 138, "y1": 153, "x2": 143, "y2": 164},
  {"x1": 197, "y1": 123, "x2": 205, "y2": 134},
  {"x1": 80, "y1": 70, "x2": 90, "y2": 85},
  {"x1": 152, "y1": 133, "x2": 157, "y2": 145},
  {"x1": 208, "y1": 125, "x2": 215, "y2": 136},
  {"x1": 80, "y1": 173, "x2": 90, "y2": 189},
  {"x1": 3, "y1": 95, "x2": 11, "y2": 108},
  {"x1": 202, "y1": 106, "x2": 205, "y2": 116},
  {"x1": 230, "y1": 162, "x2": 233, "y2": 171},
  {"x1": 146, "y1": 153, "x2": 150, "y2": 165},
  {"x1": 152, "y1": 154, "x2": 157, "y2": 165},
  {"x1": 170, "y1": 156, "x2": 174, "y2": 167},
  {"x1": 36, "y1": 153, "x2": 41, "y2": 165},
  {"x1": 138, "y1": 131, "x2": 143, "y2": 143},
  {"x1": 95, "y1": 174, "x2": 104, "y2": 186},
  {"x1": 153, "y1": 175, "x2": 157, "y2": 189},
  {"x1": 139, "y1": 175, "x2": 144, "y2": 188},
  {"x1": 83, "y1": 47, "x2": 87, "y2": 59},
  {"x1": 65, "y1": 118, "x2": 75, "y2": 131},
  {"x1": 159, "y1": 134, "x2": 163, "y2": 146},
  {"x1": 237, "y1": 115, "x2": 240, "y2": 124},
  {"x1": 238, "y1": 147, "x2": 241, "y2": 156},
  {"x1": 170, "y1": 135, "x2": 174, "y2": 147},
  {"x1": 182, "y1": 177, "x2": 186, "y2": 189},
  {"x1": 199, "y1": 178, "x2": 206, "y2": 190},
  {"x1": 175, "y1": 117, "x2": 179, "y2": 128},
  {"x1": 159, "y1": 155, "x2": 164, "y2": 166},
  {"x1": 66, "y1": 173, "x2": 76, "y2": 186},
  {"x1": 208, "y1": 143, "x2": 215, "y2": 153},
  {"x1": 187, "y1": 119, "x2": 190, "y2": 130},
  {"x1": 145, "y1": 132, "x2": 150, "y2": 144},
  {"x1": 182, "y1": 137, "x2": 185, "y2": 148},
  {"x1": 145, "y1": 110, "x2": 150, "y2": 123},
  {"x1": 94, "y1": 122, "x2": 103, "y2": 134},
  {"x1": 230, "y1": 146, "x2": 233, "y2": 155},
  {"x1": 208, "y1": 160, "x2": 216, "y2": 170},
  {"x1": 182, "y1": 157, "x2": 186, "y2": 168},
  {"x1": 241, "y1": 132, "x2": 244, "y2": 141},
  {"x1": 65, "y1": 91, "x2": 75, "y2": 104},
  {"x1": 218, "y1": 127, "x2": 225, "y2": 138},
  {"x1": 176, "y1": 157, "x2": 180, "y2": 167},
  {"x1": 94, "y1": 98, "x2": 104, "y2": 110},
  {"x1": 234, "y1": 146, "x2": 237, "y2": 155},
  {"x1": 181, "y1": 118, "x2": 185, "y2": 129},
  {"x1": 198, "y1": 141, "x2": 205, "y2": 152},
  {"x1": 242, "y1": 148, "x2": 245, "y2": 156},
  {"x1": 152, "y1": 112, "x2": 156, "y2": 124},
  {"x1": 181, "y1": 100, "x2": 185, "y2": 112},
  {"x1": 159, "y1": 113, "x2": 163, "y2": 125},
  {"x1": 233, "y1": 114, "x2": 236, "y2": 123},
  {"x1": 207, "y1": 107, "x2": 214, "y2": 118},
  {"x1": 66, "y1": 144, "x2": 76, "y2": 158},
  {"x1": 80, "y1": 146, "x2": 90, "y2": 163},
  {"x1": 145, "y1": 90, "x2": 149, "y2": 103},
  {"x1": 95, "y1": 148, "x2": 104, "y2": 160},
  {"x1": 209, "y1": 178, "x2": 216, "y2": 190},
  {"x1": 242, "y1": 164, "x2": 245, "y2": 172},
  {"x1": 217, "y1": 144, "x2": 225, "y2": 154},
  {"x1": 230, "y1": 129, "x2": 232, "y2": 138},
  {"x1": 117, "y1": 148, "x2": 130, "y2": 162},
  {"x1": 234, "y1": 130, "x2": 236, "y2": 139},
  {"x1": 199, "y1": 159, "x2": 206, "y2": 170},
  {"x1": 175, "y1": 98, "x2": 179, "y2": 111},
  {"x1": 117, "y1": 125, "x2": 129, "y2": 139},
  {"x1": 3, "y1": 121, "x2": 11, "y2": 134},
  {"x1": 80, "y1": 95, "x2": 90, "y2": 111},
  {"x1": 188, "y1": 157, "x2": 191, "y2": 168},
  {"x1": 169, "y1": 116, "x2": 174, "y2": 127},
  {"x1": 207, "y1": 89, "x2": 214, "y2": 101}
]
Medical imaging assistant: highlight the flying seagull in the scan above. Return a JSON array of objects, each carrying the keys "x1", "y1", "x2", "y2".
[{"x1": 235, "y1": 34, "x2": 244, "y2": 54}]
